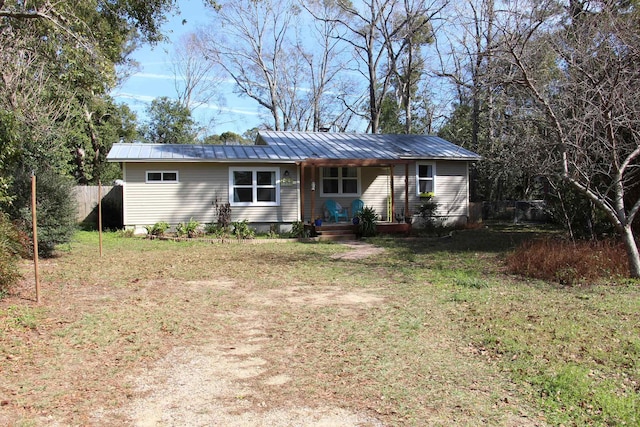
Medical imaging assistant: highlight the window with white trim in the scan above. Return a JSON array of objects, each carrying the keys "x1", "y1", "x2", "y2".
[
  {"x1": 229, "y1": 167, "x2": 280, "y2": 206},
  {"x1": 146, "y1": 171, "x2": 179, "y2": 183},
  {"x1": 416, "y1": 162, "x2": 436, "y2": 195},
  {"x1": 320, "y1": 167, "x2": 361, "y2": 196}
]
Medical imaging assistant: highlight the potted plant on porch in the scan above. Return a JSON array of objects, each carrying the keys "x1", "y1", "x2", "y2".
[{"x1": 419, "y1": 191, "x2": 435, "y2": 200}]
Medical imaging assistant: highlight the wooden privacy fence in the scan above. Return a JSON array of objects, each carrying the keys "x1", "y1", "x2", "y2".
[{"x1": 73, "y1": 185, "x2": 123, "y2": 229}]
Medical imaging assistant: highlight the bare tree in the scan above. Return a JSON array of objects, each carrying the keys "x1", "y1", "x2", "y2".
[
  {"x1": 497, "y1": 0, "x2": 640, "y2": 276},
  {"x1": 323, "y1": 0, "x2": 398, "y2": 133},
  {"x1": 199, "y1": 0, "x2": 300, "y2": 131},
  {"x1": 382, "y1": 0, "x2": 446, "y2": 133},
  {"x1": 171, "y1": 33, "x2": 222, "y2": 111},
  {"x1": 299, "y1": 0, "x2": 358, "y2": 131}
]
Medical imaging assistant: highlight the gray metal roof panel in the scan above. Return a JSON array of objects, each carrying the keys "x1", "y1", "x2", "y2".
[{"x1": 107, "y1": 132, "x2": 481, "y2": 162}]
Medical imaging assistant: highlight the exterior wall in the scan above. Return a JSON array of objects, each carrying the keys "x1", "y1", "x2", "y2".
[
  {"x1": 301, "y1": 161, "x2": 470, "y2": 225},
  {"x1": 390, "y1": 160, "x2": 469, "y2": 226},
  {"x1": 122, "y1": 159, "x2": 469, "y2": 229},
  {"x1": 122, "y1": 162, "x2": 299, "y2": 229}
]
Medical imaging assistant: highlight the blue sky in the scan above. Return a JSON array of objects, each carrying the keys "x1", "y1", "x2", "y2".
[{"x1": 111, "y1": 0, "x2": 262, "y2": 136}]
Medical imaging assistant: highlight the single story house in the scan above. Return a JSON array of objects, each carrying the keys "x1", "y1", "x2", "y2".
[{"x1": 106, "y1": 131, "x2": 481, "y2": 232}]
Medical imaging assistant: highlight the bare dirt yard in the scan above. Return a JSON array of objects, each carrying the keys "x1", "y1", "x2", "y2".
[{"x1": 1, "y1": 235, "x2": 548, "y2": 426}]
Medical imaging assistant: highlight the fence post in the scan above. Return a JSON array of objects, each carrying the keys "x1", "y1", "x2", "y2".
[{"x1": 31, "y1": 173, "x2": 41, "y2": 303}]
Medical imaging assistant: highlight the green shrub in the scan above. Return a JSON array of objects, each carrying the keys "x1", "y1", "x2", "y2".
[
  {"x1": 3, "y1": 169, "x2": 77, "y2": 257},
  {"x1": 145, "y1": 221, "x2": 170, "y2": 236},
  {"x1": 0, "y1": 212, "x2": 27, "y2": 295},
  {"x1": 176, "y1": 218, "x2": 200, "y2": 238},
  {"x1": 289, "y1": 221, "x2": 305, "y2": 238},
  {"x1": 205, "y1": 223, "x2": 230, "y2": 239},
  {"x1": 232, "y1": 220, "x2": 255, "y2": 240},
  {"x1": 358, "y1": 206, "x2": 377, "y2": 237}
]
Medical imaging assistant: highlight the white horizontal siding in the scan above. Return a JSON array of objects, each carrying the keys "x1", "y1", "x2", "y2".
[
  {"x1": 302, "y1": 166, "x2": 391, "y2": 222},
  {"x1": 433, "y1": 161, "x2": 469, "y2": 219},
  {"x1": 391, "y1": 161, "x2": 469, "y2": 225},
  {"x1": 123, "y1": 162, "x2": 299, "y2": 227},
  {"x1": 365, "y1": 167, "x2": 394, "y2": 221},
  {"x1": 299, "y1": 162, "x2": 470, "y2": 224},
  {"x1": 122, "y1": 160, "x2": 470, "y2": 228}
]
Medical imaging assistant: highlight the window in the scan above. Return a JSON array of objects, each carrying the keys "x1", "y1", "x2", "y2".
[
  {"x1": 229, "y1": 167, "x2": 280, "y2": 206},
  {"x1": 320, "y1": 167, "x2": 361, "y2": 196},
  {"x1": 416, "y1": 162, "x2": 436, "y2": 195},
  {"x1": 146, "y1": 171, "x2": 178, "y2": 183}
]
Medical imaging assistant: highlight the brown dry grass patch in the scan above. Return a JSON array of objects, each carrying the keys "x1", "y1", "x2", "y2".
[{"x1": 506, "y1": 237, "x2": 629, "y2": 285}]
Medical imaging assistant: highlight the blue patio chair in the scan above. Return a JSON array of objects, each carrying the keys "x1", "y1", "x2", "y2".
[
  {"x1": 325, "y1": 199, "x2": 349, "y2": 222},
  {"x1": 351, "y1": 199, "x2": 365, "y2": 218}
]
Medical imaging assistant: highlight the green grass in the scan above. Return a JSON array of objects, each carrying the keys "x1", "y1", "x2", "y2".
[
  {"x1": 369, "y1": 228, "x2": 639, "y2": 425},
  {"x1": 1, "y1": 227, "x2": 639, "y2": 425}
]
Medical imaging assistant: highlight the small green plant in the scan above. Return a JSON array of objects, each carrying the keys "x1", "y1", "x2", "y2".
[
  {"x1": 267, "y1": 223, "x2": 279, "y2": 239},
  {"x1": 357, "y1": 206, "x2": 377, "y2": 237},
  {"x1": 176, "y1": 218, "x2": 200, "y2": 238},
  {"x1": 145, "y1": 221, "x2": 170, "y2": 237},
  {"x1": 204, "y1": 222, "x2": 217, "y2": 234},
  {"x1": 116, "y1": 228, "x2": 135, "y2": 238},
  {"x1": 231, "y1": 220, "x2": 255, "y2": 240},
  {"x1": 289, "y1": 221, "x2": 305, "y2": 238},
  {"x1": 417, "y1": 198, "x2": 439, "y2": 228},
  {"x1": 205, "y1": 223, "x2": 230, "y2": 240}
]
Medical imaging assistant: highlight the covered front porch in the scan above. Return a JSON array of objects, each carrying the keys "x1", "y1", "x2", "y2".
[{"x1": 297, "y1": 158, "x2": 413, "y2": 226}]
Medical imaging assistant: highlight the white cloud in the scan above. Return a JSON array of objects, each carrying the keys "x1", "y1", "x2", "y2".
[{"x1": 112, "y1": 92, "x2": 262, "y2": 118}]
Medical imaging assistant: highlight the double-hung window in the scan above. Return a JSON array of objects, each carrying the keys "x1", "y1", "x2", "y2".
[
  {"x1": 320, "y1": 167, "x2": 361, "y2": 196},
  {"x1": 229, "y1": 167, "x2": 280, "y2": 206},
  {"x1": 416, "y1": 162, "x2": 436, "y2": 195},
  {"x1": 146, "y1": 171, "x2": 178, "y2": 183}
]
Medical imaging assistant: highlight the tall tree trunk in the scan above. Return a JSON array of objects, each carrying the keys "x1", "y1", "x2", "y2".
[{"x1": 621, "y1": 224, "x2": 640, "y2": 278}]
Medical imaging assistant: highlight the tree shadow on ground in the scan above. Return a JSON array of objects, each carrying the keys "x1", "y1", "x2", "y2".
[{"x1": 373, "y1": 222, "x2": 559, "y2": 256}]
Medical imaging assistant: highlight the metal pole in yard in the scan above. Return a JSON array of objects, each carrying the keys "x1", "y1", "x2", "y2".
[
  {"x1": 98, "y1": 180, "x2": 103, "y2": 257},
  {"x1": 31, "y1": 173, "x2": 41, "y2": 303}
]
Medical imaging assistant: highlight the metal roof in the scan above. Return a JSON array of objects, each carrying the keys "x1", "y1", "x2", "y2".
[{"x1": 107, "y1": 131, "x2": 481, "y2": 162}]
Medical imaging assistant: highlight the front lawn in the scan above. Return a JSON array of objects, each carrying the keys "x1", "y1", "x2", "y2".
[{"x1": 1, "y1": 226, "x2": 638, "y2": 425}]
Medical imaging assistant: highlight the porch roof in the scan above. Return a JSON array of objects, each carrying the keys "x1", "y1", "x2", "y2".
[{"x1": 107, "y1": 131, "x2": 481, "y2": 163}]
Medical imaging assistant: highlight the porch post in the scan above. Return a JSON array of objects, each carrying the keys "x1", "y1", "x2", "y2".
[
  {"x1": 389, "y1": 166, "x2": 395, "y2": 222},
  {"x1": 405, "y1": 163, "x2": 410, "y2": 222},
  {"x1": 299, "y1": 163, "x2": 305, "y2": 221},
  {"x1": 310, "y1": 165, "x2": 316, "y2": 223}
]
